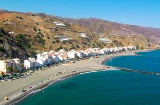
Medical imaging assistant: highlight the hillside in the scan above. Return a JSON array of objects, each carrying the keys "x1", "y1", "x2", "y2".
[
  {"x1": 62, "y1": 18, "x2": 160, "y2": 38},
  {"x1": 0, "y1": 10, "x2": 159, "y2": 60},
  {"x1": 0, "y1": 12, "x2": 102, "y2": 51},
  {"x1": 0, "y1": 28, "x2": 35, "y2": 60}
]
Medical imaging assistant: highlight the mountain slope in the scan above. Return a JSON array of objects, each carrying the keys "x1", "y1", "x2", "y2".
[
  {"x1": 0, "y1": 10, "x2": 159, "y2": 60},
  {"x1": 62, "y1": 18, "x2": 160, "y2": 41}
]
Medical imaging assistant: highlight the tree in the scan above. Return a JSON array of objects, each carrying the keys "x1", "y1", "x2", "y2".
[
  {"x1": 13, "y1": 66, "x2": 19, "y2": 73},
  {"x1": 19, "y1": 63, "x2": 24, "y2": 71},
  {"x1": 6, "y1": 67, "x2": 12, "y2": 73}
]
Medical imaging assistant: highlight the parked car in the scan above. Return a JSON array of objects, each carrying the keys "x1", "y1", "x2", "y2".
[{"x1": 0, "y1": 76, "x2": 3, "y2": 80}]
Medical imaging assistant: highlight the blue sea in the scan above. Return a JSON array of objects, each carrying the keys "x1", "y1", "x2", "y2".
[{"x1": 17, "y1": 50, "x2": 160, "y2": 105}]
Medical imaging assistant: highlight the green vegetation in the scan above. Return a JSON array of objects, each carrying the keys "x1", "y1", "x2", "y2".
[
  {"x1": 76, "y1": 44, "x2": 80, "y2": 48},
  {"x1": 38, "y1": 29, "x2": 41, "y2": 31},
  {"x1": 56, "y1": 39, "x2": 60, "y2": 43},
  {"x1": 0, "y1": 33, "x2": 4, "y2": 37},
  {"x1": 52, "y1": 41, "x2": 55, "y2": 44},
  {"x1": 13, "y1": 66, "x2": 19, "y2": 73},
  {"x1": 0, "y1": 39, "x2": 3, "y2": 43},
  {"x1": 37, "y1": 37, "x2": 45, "y2": 44},
  {"x1": 113, "y1": 40, "x2": 118, "y2": 43},
  {"x1": 0, "y1": 46, "x2": 5, "y2": 52},
  {"x1": 6, "y1": 67, "x2": 12, "y2": 73},
  {"x1": 15, "y1": 34, "x2": 31, "y2": 48},
  {"x1": 16, "y1": 16, "x2": 23, "y2": 19},
  {"x1": 33, "y1": 27, "x2": 37, "y2": 31},
  {"x1": 29, "y1": 49, "x2": 37, "y2": 58}
]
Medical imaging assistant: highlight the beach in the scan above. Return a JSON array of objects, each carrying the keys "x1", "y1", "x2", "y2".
[{"x1": 0, "y1": 50, "x2": 138, "y2": 105}]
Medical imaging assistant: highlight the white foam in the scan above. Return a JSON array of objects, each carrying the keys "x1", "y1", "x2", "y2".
[{"x1": 91, "y1": 71, "x2": 98, "y2": 72}]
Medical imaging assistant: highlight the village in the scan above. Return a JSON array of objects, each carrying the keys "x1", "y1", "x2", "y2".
[{"x1": 0, "y1": 46, "x2": 136, "y2": 81}]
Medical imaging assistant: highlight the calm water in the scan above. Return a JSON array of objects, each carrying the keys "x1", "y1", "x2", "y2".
[
  {"x1": 107, "y1": 50, "x2": 160, "y2": 73},
  {"x1": 17, "y1": 50, "x2": 160, "y2": 105}
]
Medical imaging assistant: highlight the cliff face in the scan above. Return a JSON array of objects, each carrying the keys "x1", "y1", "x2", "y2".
[{"x1": 0, "y1": 10, "x2": 159, "y2": 60}]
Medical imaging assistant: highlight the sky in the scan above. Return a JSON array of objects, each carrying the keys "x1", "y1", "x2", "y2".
[{"x1": 0, "y1": 0, "x2": 160, "y2": 28}]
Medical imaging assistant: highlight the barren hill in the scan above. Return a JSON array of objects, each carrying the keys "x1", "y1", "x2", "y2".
[
  {"x1": 62, "y1": 18, "x2": 160, "y2": 39},
  {"x1": 0, "y1": 10, "x2": 159, "y2": 60}
]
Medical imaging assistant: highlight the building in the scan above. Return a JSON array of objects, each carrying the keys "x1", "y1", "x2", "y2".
[
  {"x1": 98, "y1": 38, "x2": 112, "y2": 43},
  {"x1": 53, "y1": 22, "x2": 66, "y2": 27},
  {"x1": 0, "y1": 59, "x2": 16, "y2": 73},
  {"x1": 78, "y1": 32, "x2": 90, "y2": 38},
  {"x1": 24, "y1": 58, "x2": 38, "y2": 69},
  {"x1": 67, "y1": 50, "x2": 76, "y2": 59}
]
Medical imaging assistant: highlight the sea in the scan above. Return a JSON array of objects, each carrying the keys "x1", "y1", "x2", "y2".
[{"x1": 17, "y1": 50, "x2": 160, "y2": 105}]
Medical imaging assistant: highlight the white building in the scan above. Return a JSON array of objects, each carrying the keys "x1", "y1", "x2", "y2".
[
  {"x1": 52, "y1": 55, "x2": 60, "y2": 63},
  {"x1": 13, "y1": 58, "x2": 22, "y2": 72},
  {"x1": 67, "y1": 50, "x2": 76, "y2": 59},
  {"x1": 24, "y1": 58, "x2": 38, "y2": 69},
  {"x1": 78, "y1": 32, "x2": 89, "y2": 38},
  {"x1": 53, "y1": 22, "x2": 66, "y2": 27},
  {"x1": 75, "y1": 50, "x2": 84, "y2": 58},
  {"x1": 98, "y1": 38, "x2": 112, "y2": 43}
]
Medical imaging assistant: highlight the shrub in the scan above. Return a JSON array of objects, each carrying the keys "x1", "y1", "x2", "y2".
[
  {"x1": 56, "y1": 39, "x2": 60, "y2": 43},
  {"x1": 37, "y1": 37, "x2": 45, "y2": 44},
  {"x1": 0, "y1": 33, "x2": 4, "y2": 37},
  {"x1": 38, "y1": 29, "x2": 41, "y2": 31},
  {"x1": 0, "y1": 46, "x2": 5, "y2": 52},
  {"x1": 15, "y1": 34, "x2": 31, "y2": 48},
  {"x1": 33, "y1": 27, "x2": 37, "y2": 31}
]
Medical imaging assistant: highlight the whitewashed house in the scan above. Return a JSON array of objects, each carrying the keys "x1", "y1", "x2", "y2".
[
  {"x1": 99, "y1": 49, "x2": 105, "y2": 55},
  {"x1": 53, "y1": 22, "x2": 66, "y2": 27},
  {"x1": 75, "y1": 50, "x2": 84, "y2": 58},
  {"x1": 58, "y1": 49, "x2": 67, "y2": 54},
  {"x1": 57, "y1": 55, "x2": 64, "y2": 62},
  {"x1": 84, "y1": 49, "x2": 94, "y2": 57},
  {"x1": 109, "y1": 48, "x2": 114, "y2": 53},
  {"x1": 67, "y1": 50, "x2": 76, "y2": 59},
  {"x1": 113, "y1": 47, "x2": 119, "y2": 52},
  {"x1": 103, "y1": 48, "x2": 111, "y2": 54},
  {"x1": 13, "y1": 58, "x2": 22, "y2": 72},
  {"x1": 36, "y1": 58, "x2": 44, "y2": 67},
  {"x1": 52, "y1": 55, "x2": 60, "y2": 63},
  {"x1": 24, "y1": 58, "x2": 38, "y2": 69},
  {"x1": 124, "y1": 46, "x2": 129, "y2": 51},
  {"x1": 128, "y1": 46, "x2": 136, "y2": 50},
  {"x1": 78, "y1": 32, "x2": 89, "y2": 38}
]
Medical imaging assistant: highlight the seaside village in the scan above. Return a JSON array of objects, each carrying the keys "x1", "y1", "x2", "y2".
[{"x1": 0, "y1": 46, "x2": 136, "y2": 81}]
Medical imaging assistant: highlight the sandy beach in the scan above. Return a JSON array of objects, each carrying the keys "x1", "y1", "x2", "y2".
[{"x1": 0, "y1": 50, "x2": 139, "y2": 105}]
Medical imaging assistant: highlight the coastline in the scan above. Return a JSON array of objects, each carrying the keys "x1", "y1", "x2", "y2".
[{"x1": 0, "y1": 50, "x2": 147, "y2": 105}]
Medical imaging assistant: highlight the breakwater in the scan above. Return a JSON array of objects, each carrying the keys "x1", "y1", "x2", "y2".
[{"x1": 116, "y1": 67, "x2": 160, "y2": 76}]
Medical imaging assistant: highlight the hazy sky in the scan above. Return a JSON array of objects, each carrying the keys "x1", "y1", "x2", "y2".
[{"x1": 1, "y1": 0, "x2": 160, "y2": 28}]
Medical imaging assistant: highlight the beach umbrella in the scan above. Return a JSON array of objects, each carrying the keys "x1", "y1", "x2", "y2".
[
  {"x1": 20, "y1": 89, "x2": 25, "y2": 92},
  {"x1": 29, "y1": 86, "x2": 32, "y2": 88},
  {"x1": 4, "y1": 96, "x2": 9, "y2": 100}
]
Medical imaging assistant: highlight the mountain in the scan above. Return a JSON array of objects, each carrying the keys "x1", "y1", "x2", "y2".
[
  {"x1": 0, "y1": 10, "x2": 159, "y2": 60},
  {"x1": 62, "y1": 18, "x2": 160, "y2": 40}
]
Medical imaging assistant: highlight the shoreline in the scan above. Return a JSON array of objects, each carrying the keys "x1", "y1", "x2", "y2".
[{"x1": 0, "y1": 50, "x2": 148, "y2": 105}]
